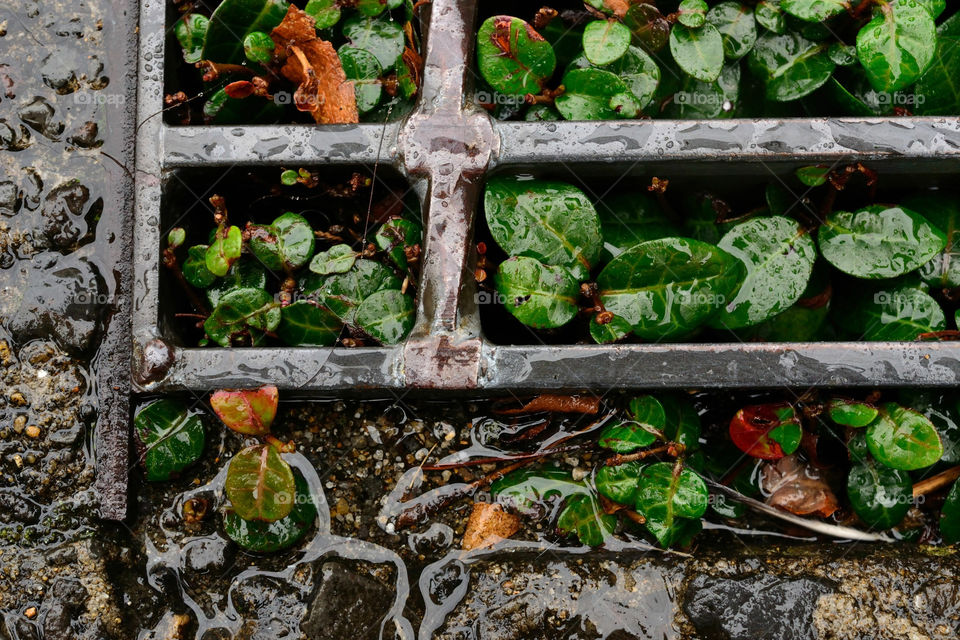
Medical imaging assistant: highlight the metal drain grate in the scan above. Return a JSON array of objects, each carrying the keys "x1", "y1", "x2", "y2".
[{"x1": 133, "y1": 0, "x2": 960, "y2": 395}]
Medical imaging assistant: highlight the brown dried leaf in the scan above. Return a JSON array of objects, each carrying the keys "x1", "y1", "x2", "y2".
[
  {"x1": 604, "y1": 0, "x2": 630, "y2": 18},
  {"x1": 271, "y1": 6, "x2": 358, "y2": 124},
  {"x1": 494, "y1": 394, "x2": 601, "y2": 415},
  {"x1": 462, "y1": 502, "x2": 520, "y2": 550},
  {"x1": 761, "y1": 455, "x2": 839, "y2": 518}
]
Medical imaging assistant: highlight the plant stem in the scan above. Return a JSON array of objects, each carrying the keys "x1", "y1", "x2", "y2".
[
  {"x1": 605, "y1": 443, "x2": 684, "y2": 467},
  {"x1": 913, "y1": 465, "x2": 960, "y2": 498}
]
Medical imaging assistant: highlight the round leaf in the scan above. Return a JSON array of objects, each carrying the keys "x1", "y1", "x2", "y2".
[
  {"x1": 225, "y1": 444, "x2": 296, "y2": 522},
  {"x1": 375, "y1": 217, "x2": 421, "y2": 270},
  {"x1": 818, "y1": 205, "x2": 947, "y2": 279},
  {"x1": 184, "y1": 245, "x2": 217, "y2": 289},
  {"x1": 711, "y1": 216, "x2": 817, "y2": 330},
  {"x1": 135, "y1": 400, "x2": 205, "y2": 482},
  {"x1": 835, "y1": 284, "x2": 945, "y2": 341},
  {"x1": 856, "y1": 0, "x2": 936, "y2": 93},
  {"x1": 495, "y1": 257, "x2": 579, "y2": 330},
  {"x1": 224, "y1": 470, "x2": 317, "y2": 552},
  {"x1": 476, "y1": 16, "x2": 557, "y2": 97},
  {"x1": 597, "y1": 237, "x2": 745, "y2": 340},
  {"x1": 309, "y1": 259, "x2": 401, "y2": 324},
  {"x1": 202, "y1": 0, "x2": 289, "y2": 65},
  {"x1": 555, "y1": 68, "x2": 634, "y2": 120},
  {"x1": 243, "y1": 31, "x2": 275, "y2": 65},
  {"x1": 309, "y1": 244, "x2": 358, "y2": 276},
  {"x1": 206, "y1": 260, "x2": 269, "y2": 308},
  {"x1": 339, "y1": 46, "x2": 383, "y2": 114},
  {"x1": 829, "y1": 398, "x2": 879, "y2": 428},
  {"x1": 670, "y1": 22, "x2": 724, "y2": 83},
  {"x1": 660, "y1": 395, "x2": 702, "y2": 452},
  {"x1": 342, "y1": 15, "x2": 405, "y2": 69},
  {"x1": 635, "y1": 462, "x2": 708, "y2": 546},
  {"x1": 598, "y1": 420, "x2": 659, "y2": 453},
  {"x1": 847, "y1": 460, "x2": 913, "y2": 530},
  {"x1": 866, "y1": 403, "x2": 944, "y2": 470},
  {"x1": 748, "y1": 32, "x2": 835, "y2": 101},
  {"x1": 903, "y1": 192, "x2": 960, "y2": 288},
  {"x1": 354, "y1": 289, "x2": 415, "y2": 344},
  {"x1": 595, "y1": 461, "x2": 645, "y2": 505},
  {"x1": 277, "y1": 300, "x2": 342, "y2": 346},
  {"x1": 557, "y1": 494, "x2": 616, "y2": 546},
  {"x1": 623, "y1": 3, "x2": 670, "y2": 53},
  {"x1": 583, "y1": 20, "x2": 631, "y2": 66},
  {"x1": 175, "y1": 14, "x2": 209, "y2": 64},
  {"x1": 782, "y1": 0, "x2": 848, "y2": 22},
  {"x1": 304, "y1": 0, "x2": 341, "y2": 29},
  {"x1": 755, "y1": 1, "x2": 786, "y2": 34},
  {"x1": 210, "y1": 385, "x2": 279, "y2": 436},
  {"x1": 707, "y1": 2, "x2": 758, "y2": 60},
  {"x1": 914, "y1": 15, "x2": 960, "y2": 115},
  {"x1": 589, "y1": 314, "x2": 632, "y2": 344},
  {"x1": 491, "y1": 469, "x2": 591, "y2": 515},
  {"x1": 206, "y1": 225, "x2": 242, "y2": 277},
  {"x1": 248, "y1": 212, "x2": 315, "y2": 272},
  {"x1": 484, "y1": 177, "x2": 602, "y2": 281},
  {"x1": 678, "y1": 0, "x2": 708, "y2": 28},
  {"x1": 204, "y1": 287, "x2": 281, "y2": 347},
  {"x1": 729, "y1": 403, "x2": 800, "y2": 460}
]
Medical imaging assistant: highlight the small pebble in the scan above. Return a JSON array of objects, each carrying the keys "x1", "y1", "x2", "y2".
[
  {"x1": 25, "y1": 425, "x2": 40, "y2": 438},
  {"x1": 24, "y1": 607, "x2": 36, "y2": 619}
]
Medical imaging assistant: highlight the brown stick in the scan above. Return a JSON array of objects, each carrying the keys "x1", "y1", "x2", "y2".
[
  {"x1": 913, "y1": 465, "x2": 960, "y2": 498},
  {"x1": 605, "y1": 443, "x2": 684, "y2": 467},
  {"x1": 421, "y1": 444, "x2": 584, "y2": 471}
]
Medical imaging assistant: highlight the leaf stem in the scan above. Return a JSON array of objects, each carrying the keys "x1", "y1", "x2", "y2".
[
  {"x1": 913, "y1": 465, "x2": 960, "y2": 498},
  {"x1": 605, "y1": 442, "x2": 684, "y2": 467}
]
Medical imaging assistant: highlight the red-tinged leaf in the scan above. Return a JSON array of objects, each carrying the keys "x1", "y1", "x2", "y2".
[
  {"x1": 761, "y1": 454, "x2": 839, "y2": 518},
  {"x1": 493, "y1": 394, "x2": 601, "y2": 415},
  {"x1": 224, "y1": 80, "x2": 255, "y2": 99},
  {"x1": 729, "y1": 403, "x2": 801, "y2": 460},
  {"x1": 225, "y1": 444, "x2": 295, "y2": 522},
  {"x1": 210, "y1": 385, "x2": 279, "y2": 436}
]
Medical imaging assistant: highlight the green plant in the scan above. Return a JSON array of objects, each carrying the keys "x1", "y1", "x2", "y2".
[{"x1": 475, "y1": 3, "x2": 959, "y2": 120}]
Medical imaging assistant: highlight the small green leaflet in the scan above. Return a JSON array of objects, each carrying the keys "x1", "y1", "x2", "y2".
[{"x1": 477, "y1": 16, "x2": 557, "y2": 97}]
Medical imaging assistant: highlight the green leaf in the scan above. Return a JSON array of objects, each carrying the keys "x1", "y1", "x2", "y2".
[
  {"x1": 555, "y1": 68, "x2": 636, "y2": 120},
  {"x1": 277, "y1": 301, "x2": 342, "y2": 346},
  {"x1": 356, "y1": 0, "x2": 395, "y2": 17},
  {"x1": 243, "y1": 31, "x2": 275, "y2": 65},
  {"x1": 711, "y1": 216, "x2": 816, "y2": 330},
  {"x1": 596, "y1": 192, "x2": 679, "y2": 261},
  {"x1": 589, "y1": 314, "x2": 632, "y2": 343},
  {"x1": 476, "y1": 16, "x2": 557, "y2": 97},
  {"x1": 595, "y1": 461, "x2": 645, "y2": 505},
  {"x1": 568, "y1": 46, "x2": 662, "y2": 112},
  {"x1": 206, "y1": 225, "x2": 242, "y2": 277},
  {"x1": 856, "y1": 0, "x2": 936, "y2": 93},
  {"x1": 248, "y1": 212, "x2": 315, "y2": 272},
  {"x1": 782, "y1": 0, "x2": 848, "y2": 22},
  {"x1": 900, "y1": 390, "x2": 960, "y2": 464},
  {"x1": 495, "y1": 257, "x2": 579, "y2": 330},
  {"x1": 767, "y1": 421, "x2": 802, "y2": 455},
  {"x1": 678, "y1": 0, "x2": 709, "y2": 28},
  {"x1": 175, "y1": 14, "x2": 209, "y2": 64},
  {"x1": 917, "y1": 0, "x2": 946, "y2": 18},
  {"x1": 914, "y1": 16, "x2": 960, "y2": 115},
  {"x1": 583, "y1": 20, "x2": 631, "y2": 66},
  {"x1": 707, "y1": 2, "x2": 758, "y2": 60},
  {"x1": 941, "y1": 479, "x2": 960, "y2": 543},
  {"x1": 485, "y1": 177, "x2": 602, "y2": 281},
  {"x1": 835, "y1": 284, "x2": 945, "y2": 341},
  {"x1": 660, "y1": 395, "x2": 702, "y2": 451},
  {"x1": 309, "y1": 259, "x2": 401, "y2": 324},
  {"x1": 280, "y1": 170, "x2": 299, "y2": 186},
  {"x1": 224, "y1": 470, "x2": 317, "y2": 552},
  {"x1": 491, "y1": 468, "x2": 591, "y2": 515},
  {"x1": 304, "y1": 0, "x2": 341, "y2": 29},
  {"x1": 135, "y1": 400, "x2": 205, "y2": 482},
  {"x1": 204, "y1": 287, "x2": 281, "y2": 347},
  {"x1": 847, "y1": 460, "x2": 912, "y2": 530},
  {"x1": 375, "y1": 217, "x2": 421, "y2": 270},
  {"x1": 866, "y1": 403, "x2": 944, "y2": 470},
  {"x1": 557, "y1": 494, "x2": 616, "y2": 546},
  {"x1": 342, "y1": 15, "x2": 405, "y2": 69},
  {"x1": 670, "y1": 22, "x2": 725, "y2": 83},
  {"x1": 184, "y1": 245, "x2": 217, "y2": 289},
  {"x1": 354, "y1": 289, "x2": 415, "y2": 344},
  {"x1": 202, "y1": 0, "x2": 290, "y2": 65},
  {"x1": 829, "y1": 42, "x2": 859, "y2": 66},
  {"x1": 623, "y1": 3, "x2": 671, "y2": 53},
  {"x1": 755, "y1": 1, "x2": 786, "y2": 34},
  {"x1": 904, "y1": 192, "x2": 960, "y2": 288},
  {"x1": 795, "y1": 165, "x2": 830, "y2": 187},
  {"x1": 818, "y1": 205, "x2": 947, "y2": 279},
  {"x1": 206, "y1": 260, "x2": 269, "y2": 308},
  {"x1": 168, "y1": 228, "x2": 186, "y2": 249},
  {"x1": 599, "y1": 397, "x2": 664, "y2": 452},
  {"x1": 339, "y1": 46, "x2": 383, "y2": 114},
  {"x1": 210, "y1": 385, "x2": 279, "y2": 436},
  {"x1": 309, "y1": 244, "x2": 357, "y2": 276},
  {"x1": 225, "y1": 444, "x2": 296, "y2": 522},
  {"x1": 662, "y1": 61, "x2": 741, "y2": 118},
  {"x1": 635, "y1": 462, "x2": 708, "y2": 547},
  {"x1": 748, "y1": 32, "x2": 835, "y2": 101},
  {"x1": 829, "y1": 398, "x2": 879, "y2": 428},
  {"x1": 598, "y1": 237, "x2": 745, "y2": 340}
]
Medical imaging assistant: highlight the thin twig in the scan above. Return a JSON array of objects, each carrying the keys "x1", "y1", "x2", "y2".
[{"x1": 913, "y1": 465, "x2": 960, "y2": 498}]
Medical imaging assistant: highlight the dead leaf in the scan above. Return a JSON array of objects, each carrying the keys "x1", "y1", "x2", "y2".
[
  {"x1": 761, "y1": 455, "x2": 839, "y2": 518},
  {"x1": 271, "y1": 6, "x2": 358, "y2": 124},
  {"x1": 604, "y1": 0, "x2": 630, "y2": 18},
  {"x1": 493, "y1": 394, "x2": 601, "y2": 415},
  {"x1": 462, "y1": 502, "x2": 520, "y2": 550}
]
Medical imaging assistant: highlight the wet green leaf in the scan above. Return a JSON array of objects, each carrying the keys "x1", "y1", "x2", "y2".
[
  {"x1": 168, "y1": 228, "x2": 186, "y2": 249},
  {"x1": 304, "y1": 0, "x2": 341, "y2": 29},
  {"x1": 914, "y1": 15, "x2": 960, "y2": 115},
  {"x1": 856, "y1": 0, "x2": 936, "y2": 93},
  {"x1": 589, "y1": 314, "x2": 632, "y2": 344},
  {"x1": 781, "y1": 0, "x2": 848, "y2": 22},
  {"x1": 595, "y1": 461, "x2": 645, "y2": 505},
  {"x1": 729, "y1": 403, "x2": 800, "y2": 460},
  {"x1": 175, "y1": 14, "x2": 209, "y2": 64},
  {"x1": 277, "y1": 301, "x2": 342, "y2": 346},
  {"x1": 491, "y1": 468, "x2": 591, "y2": 516},
  {"x1": 355, "y1": 289, "x2": 414, "y2": 344},
  {"x1": 339, "y1": 46, "x2": 383, "y2": 114},
  {"x1": 755, "y1": 1, "x2": 786, "y2": 34},
  {"x1": 660, "y1": 395, "x2": 702, "y2": 452},
  {"x1": 557, "y1": 494, "x2": 616, "y2": 546},
  {"x1": 670, "y1": 22, "x2": 725, "y2": 83},
  {"x1": 569, "y1": 46, "x2": 662, "y2": 112},
  {"x1": 941, "y1": 479, "x2": 960, "y2": 543},
  {"x1": 556, "y1": 68, "x2": 636, "y2": 120},
  {"x1": 899, "y1": 391, "x2": 960, "y2": 464},
  {"x1": 623, "y1": 3, "x2": 671, "y2": 53},
  {"x1": 829, "y1": 398, "x2": 879, "y2": 428},
  {"x1": 767, "y1": 421, "x2": 802, "y2": 455},
  {"x1": 206, "y1": 260, "x2": 269, "y2": 308},
  {"x1": 135, "y1": 399, "x2": 205, "y2": 482},
  {"x1": 202, "y1": 0, "x2": 290, "y2": 65},
  {"x1": 356, "y1": 0, "x2": 400, "y2": 18},
  {"x1": 375, "y1": 217, "x2": 421, "y2": 270},
  {"x1": 847, "y1": 460, "x2": 912, "y2": 530},
  {"x1": 707, "y1": 2, "x2": 758, "y2": 60},
  {"x1": 583, "y1": 20, "x2": 631, "y2": 66},
  {"x1": 918, "y1": 0, "x2": 946, "y2": 18},
  {"x1": 309, "y1": 259, "x2": 401, "y2": 324},
  {"x1": 596, "y1": 192, "x2": 679, "y2": 261},
  {"x1": 225, "y1": 444, "x2": 296, "y2": 522},
  {"x1": 635, "y1": 462, "x2": 708, "y2": 547},
  {"x1": 662, "y1": 61, "x2": 741, "y2": 118},
  {"x1": 902, "y1": 192, "x2": 960, "y2": 288},
  {"x1": 477, "y1": 16, "x2": 556, "y2": 97},
  {"x1": 834, "y1": 283, "x2": 945, "y2": 341},
  {"x1": 224, "y1": 470, "x2": 317, "y2": 552},
  {"x1": 243, "y1": 31, "x2": 275, "y2": 65},
  {"x1": 495, "y1": 257, "x2": 579, "y2": 330},
  {"x1": 598, "y1": 237, "x2": 745, "y2": 340},
  {"x1": 598, "y1": 397, "x2": 664, "y2": 452},
  {"x1": 524, "y1": 104, "x2": 562, "y2": 121},
  {"x1": 184, "y1": 245, "x2": 217, "y2": 289},
  {"x1": 829, "y1": 42, "x2": 859, "y2": 66},
  {"x1": 711, "y1": 216, "x2": 816, "y2": 330},
  {"x1": 342, "y1": 15, "x2": 405, "y2": 69},
  {"x1": 210, "y1": 385, "x2": 278, "y2": 436},
  {"x1": 248, "y1": 212, "x2": 315, "y2": 272},
  {"x1": 485, "y1": 177, "x2": 602, "y2": 281},
  {"x1": 206, "y1": 225, "x2": 242, "y2": 277},
  {"x1": 204, "y1": 287, "x2": 281, "y2": 347},
  {"x1": 678, "y1": 0, "x2": 709, "y2": 28},
  {"x1": 818, "y1": 205, "x2": 947, "y2": 279},
  {"x1": 309, "y1": 244, "x2": 357, "y2": 276},
  {"x1": 795, "y1": 165, "x2": 830, "y2": 187},
  {"x1": 748, "y1": 32, "x2": 834, "y2": 101},
  {"x1": 866, "y1": 403, "x2": 944, "y2": 470}
]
